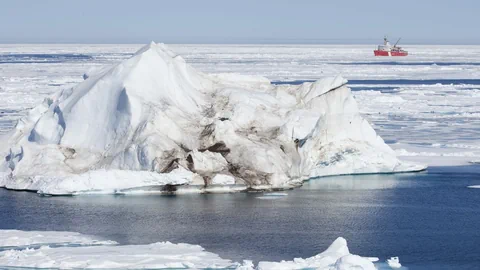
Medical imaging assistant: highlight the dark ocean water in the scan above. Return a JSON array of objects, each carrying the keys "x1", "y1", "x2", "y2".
[{"x1": 1, "y1": 167, "x2": 479, "y2": 270}]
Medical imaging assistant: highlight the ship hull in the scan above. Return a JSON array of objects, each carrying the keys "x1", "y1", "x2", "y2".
[{"x1": 374, "y1": 50, "x2": 408, "y2": 56}]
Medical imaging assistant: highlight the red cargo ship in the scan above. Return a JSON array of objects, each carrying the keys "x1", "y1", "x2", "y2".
[{"x1": 374, "y1": 37, "x2": 408, "y2": 56}]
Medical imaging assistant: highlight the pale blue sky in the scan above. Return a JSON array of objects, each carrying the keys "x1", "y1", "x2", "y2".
[{"x1": 1, "y1": 0, "x2": 478, "y2": 44}]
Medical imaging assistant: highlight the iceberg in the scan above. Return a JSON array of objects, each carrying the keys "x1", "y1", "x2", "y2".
[
  {"x1": 0, "y1": 230, "x2": 381, "y2": 270},
  {"x1": 0, "y1": 42, "x2": 424, "y2": 195}
]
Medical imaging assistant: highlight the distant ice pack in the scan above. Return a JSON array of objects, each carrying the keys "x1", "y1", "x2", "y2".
[{"x1": 0, "y1": 42, "x2": 425, "y2": 195}]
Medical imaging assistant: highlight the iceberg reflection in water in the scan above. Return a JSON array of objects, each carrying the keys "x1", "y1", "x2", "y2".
[{"x1": 305, "y1": 173, "x2": 424, "y2": 190}]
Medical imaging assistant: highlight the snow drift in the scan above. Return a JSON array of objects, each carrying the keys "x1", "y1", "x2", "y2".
[
  {"x1": 0, "y1": 42, "x2": 424, "y2": 195},
  {"x1": 0, "y1": 230, "x2": 378, "y2": 270}
]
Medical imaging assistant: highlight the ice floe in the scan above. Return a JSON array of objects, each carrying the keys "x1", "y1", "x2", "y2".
[
  {"x1": 0, "y1": 241, "x2": 238, "y2": 269},
  {"x1": 257, "y1": 237, "x2": 376, "y2": 270},
  {"x1": 386, "y1": 256, "x2": 402, "y2": 268},
  {"x1": 256, "y1": 192, "x2": 289, "y2": 200},
  {"x1": 0, "y1": 230, "x2": 116, "y2": 249},
  {"x1": 0, "y1": 230, "x2": 385, "y2": 270},
  {"x1": 0, "y1": 42, "x2": 423, "y2": 195}
]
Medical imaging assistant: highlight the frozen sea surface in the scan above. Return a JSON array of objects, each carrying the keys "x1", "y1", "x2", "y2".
[{"x1": 0, "y1": 44, "x2": 479, "y2": 167}]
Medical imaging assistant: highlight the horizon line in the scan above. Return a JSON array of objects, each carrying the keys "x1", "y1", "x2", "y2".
[{"x1": 1, "y1": 41, "x2": 480, "y2": 46}]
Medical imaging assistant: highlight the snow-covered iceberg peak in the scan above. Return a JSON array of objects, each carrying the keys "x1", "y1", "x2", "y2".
[
  {"x1": 26, "y1": 42, "x2": 209, "y2": 151},
  {"x1": 0, "y1": 42, "x2": 424, "y2": 195}
]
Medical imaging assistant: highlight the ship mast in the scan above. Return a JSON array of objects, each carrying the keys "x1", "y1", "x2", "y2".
[{"x1": 394, "y1": 38, "x2": 402, "y2": 47}]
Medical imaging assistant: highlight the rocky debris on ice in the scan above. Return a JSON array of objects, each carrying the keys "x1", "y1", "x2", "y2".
[
  {"x1": 0, "y1": 230, "x2": 380, "y2": 270},
  {"x1": 0, "y1": 42, "x2": 425, "y2": 195}
]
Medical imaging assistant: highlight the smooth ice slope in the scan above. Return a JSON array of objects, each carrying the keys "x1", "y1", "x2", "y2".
[
  {"x1": 0, "y1": 230, "x2": 379, "y2": 270},
  {"x1": 0, "y1": 42, "x2": 423, "y2": 195}
]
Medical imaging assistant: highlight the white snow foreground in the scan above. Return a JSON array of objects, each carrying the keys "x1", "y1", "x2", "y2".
[
  {"x1": 257, "y1": 237, "x2": 377, "y2": 270},
  {"x1": 0, "y1": 230, "x2": 378, "y2": 270},
  {"x1": 0, "y1": 42, "x2": 424, "y2": 195}
]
